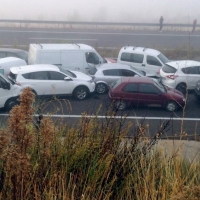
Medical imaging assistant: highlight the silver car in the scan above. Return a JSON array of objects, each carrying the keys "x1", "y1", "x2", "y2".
[{"x1": 89, "y1": 63, "x2": 159, "y2": 94}]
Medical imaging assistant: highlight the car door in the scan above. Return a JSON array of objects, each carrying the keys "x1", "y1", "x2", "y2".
[
  {"x1": 48, "y1": 71, "x2": 72, "y2": 95},
  {"x1": 121, "y1": 83, "x2": 139, "y2": 106},
  {"x1": 28, "y1": 71, "x2": 51, "y2": 96},
  {"x1": 138, "y1": 83, "x2": 163, "y2": 107},
  {"x1": 102, "y1": 69, "x2": 121, "y2": 86},
  {"x1": 119, "y1": 52, "x2": 145, "y2": 71},
  {"x1": 145, "y1": 55, "x2": 163, "y2": 73},
  {"x1": 182, "y1": 66, "x2": 200, "y2": 89}
]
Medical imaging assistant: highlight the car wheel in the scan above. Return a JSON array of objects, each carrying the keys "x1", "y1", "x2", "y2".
[
  {"x1": 176, "y1": 83, "x2": 186, "y2": 95},
  {"x1": 73, "y1": 86, "x2": 88, "y2": 100},
  {"x1": 165, "y1": 101, "x2": 177, "y2": 112},
  {"x1": 114, "y1": 100, "x2": 127, "y2": 111},
  {"x1": 5, "y1": 98, "x2": 18, "y2": 111},
  {"x1": 96, "y1": 83, "x2": 108, "y2": 94}
]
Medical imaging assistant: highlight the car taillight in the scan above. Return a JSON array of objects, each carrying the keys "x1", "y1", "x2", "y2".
[{"x1": 166, "y1": 75, "x2": 178, "y2": 80}]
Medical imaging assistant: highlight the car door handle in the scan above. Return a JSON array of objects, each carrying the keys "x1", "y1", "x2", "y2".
[{"x1": 142, "y1": 64, "x2": 145, "y2": 66}]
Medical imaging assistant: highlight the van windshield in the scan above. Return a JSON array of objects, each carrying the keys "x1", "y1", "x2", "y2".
[
  {"x1": 158, "y1": 53, "x2": 169, "y2": 64},
  {"x1": 1, "y1": 74, "x2": 15, "y2": 85}
]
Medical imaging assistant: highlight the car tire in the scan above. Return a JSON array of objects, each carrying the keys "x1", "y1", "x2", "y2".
[
  {"x1": 176, "y1": 83, "x2": 186, "y2": 95},
  {"x1": 5, "y1": 98, "x2": 18, "y2": 111},
  {"x1": 73, "y1": 86, "x2": 89, "y2": 100},
  {"x1": 96, "y1": 83, "x2": 108, "y2": 94},
  {"x1": 165, "y1": 101, "x2": 177, "y2": 112},
  {"x1": 114, "y1": 100, "x2": 127, "y2": 111}
]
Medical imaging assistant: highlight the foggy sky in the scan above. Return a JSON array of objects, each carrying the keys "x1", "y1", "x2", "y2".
[{"x1": 1, "y1": 0, "x2": 200, "y2": 23}]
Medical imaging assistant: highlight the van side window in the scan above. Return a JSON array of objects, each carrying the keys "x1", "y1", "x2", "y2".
[
  {"x1": 85, "y1": 52, "x2": 99, "y2": 64},
  {"x1": 49, "y1": 71, "x2": 66, "y2": 80},
  {"x1": 146, "y1": 55, "x2": 162, "y2": 66},
  {"x1": 121, "y1": 53, "x2": 144, "y2": 63}
]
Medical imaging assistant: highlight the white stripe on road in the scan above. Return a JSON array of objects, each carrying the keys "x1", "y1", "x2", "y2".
[
  {"x1": 0, "y1": 29, "x2": 199, "y2": 37},
  {"x1": 29, "y1": 38, "x2": 97, "y2": 41},
  {"x1": 0, "y1": 114, "x2": 200, "y2": 121}
]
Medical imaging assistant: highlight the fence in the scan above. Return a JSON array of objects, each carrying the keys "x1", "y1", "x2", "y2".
[{"x1": 0, "y1": 19, "x2": 198, "y2": 31}]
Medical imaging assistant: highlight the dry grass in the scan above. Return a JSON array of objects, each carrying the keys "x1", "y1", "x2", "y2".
[{"x1": 0, "y1": 88, "x2": 199, "y2": 199}]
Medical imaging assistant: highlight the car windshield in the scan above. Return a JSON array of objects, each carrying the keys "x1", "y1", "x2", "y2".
[
  {"x1": 158, "y1": 53, "x2": 169, "y2": 64},
  {"x1": 59, "y1": 67, "x2": 77, "y2": 78},
  {"x1": 0, "y1": 74, "x2": 14, "y2": 85},
  {"x1": 153, "y1": 79, "x2": 166, "y2": 93},
  {"x1": 130, "y1": 66, "x2": 145, "y2": 76}
]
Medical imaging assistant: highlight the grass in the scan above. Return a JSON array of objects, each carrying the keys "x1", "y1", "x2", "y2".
[{"x1": 0, "y1": 88, "x2": 199, "y2": 199}]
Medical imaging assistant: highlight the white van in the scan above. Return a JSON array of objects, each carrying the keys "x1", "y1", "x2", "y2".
[
  {"x1": 0, "y1": 57, "x2": 27, "y2": 76},
  {"x1": 0, "y1": 73, "x2": 22, "y2": 110},
  {"x1": 117, "y1": 46, "x2": 170, "y2": 74},
  {"x1": 28, "y1": 43, "x2": 107, "y2": 74}
]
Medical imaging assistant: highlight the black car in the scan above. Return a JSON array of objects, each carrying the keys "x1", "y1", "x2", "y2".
[
  {"x1": 194, "y1": 80, "x2": 200, "y2": 100},
  {"x1": 0, "y1": 48, "x2": 28, "y2": 63}
]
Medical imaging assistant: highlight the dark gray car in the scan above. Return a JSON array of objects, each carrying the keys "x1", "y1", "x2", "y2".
[{"x1": 0, "y1": 48, "x2": 28, "y2": 63}]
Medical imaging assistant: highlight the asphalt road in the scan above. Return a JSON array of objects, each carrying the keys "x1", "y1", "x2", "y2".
[
  {"x1": 0, "y1": 27, "x2": 200, "y2": 49},
  {"x1": 0, "y1": 92, "x2": 200, "y2": 140}
]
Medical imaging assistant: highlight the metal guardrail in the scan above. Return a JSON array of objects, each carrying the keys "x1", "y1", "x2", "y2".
[{"x1": 0, "y1": 19, "x2": 198, "y2": 28}]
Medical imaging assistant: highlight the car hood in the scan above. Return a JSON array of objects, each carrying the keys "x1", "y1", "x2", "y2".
[{"x1": 70, "y1": 70, "x2": 93, "y2": 81}]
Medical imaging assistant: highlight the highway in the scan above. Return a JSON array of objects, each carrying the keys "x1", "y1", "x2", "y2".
[
  {"x1": 0, "y1": 26, "x2": 200, "y2": 139},
  {"x1": 0, "y1": 27, "x2": 200, "y2": 49}
]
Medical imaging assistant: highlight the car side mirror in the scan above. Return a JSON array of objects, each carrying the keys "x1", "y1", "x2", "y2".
[{"x1": 64, "y1": 77, "x2": 72, "y2": 81}]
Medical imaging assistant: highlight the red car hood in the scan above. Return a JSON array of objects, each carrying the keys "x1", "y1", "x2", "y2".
[{"x1": 167, "y1": 87, "x2": 184, "y2": 96}]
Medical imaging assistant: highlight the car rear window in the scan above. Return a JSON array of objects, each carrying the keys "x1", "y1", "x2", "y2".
[{"x1": 162, "y1": 65, "x2": 177, "y2": 73}]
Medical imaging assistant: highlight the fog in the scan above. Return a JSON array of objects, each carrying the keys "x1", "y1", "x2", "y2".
[{"x1": 1, "y1": 0, "x2": 200, "y2": 23}]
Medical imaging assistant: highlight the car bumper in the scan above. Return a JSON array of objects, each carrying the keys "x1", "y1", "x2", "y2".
[{"x1": 161, "y1": 78, "x2": 177, "y2": 88}]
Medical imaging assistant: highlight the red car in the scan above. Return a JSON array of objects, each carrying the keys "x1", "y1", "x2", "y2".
[{"x1": 109, "y1": 77, "x2": 186, "y2": 111}]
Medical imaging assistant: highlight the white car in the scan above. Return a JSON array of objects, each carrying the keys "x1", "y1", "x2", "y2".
[
  {"x1": 160, "y1": 60, "x2": 200, "y2": 94},
  {"x1": 8, "y1": 64, "x2": 95, "y2": 100},
  {"x1": 117, "y1": 46, "x2": 169, "y2": 74},
  {"x1": 0, "y1": 73, "x2": 22, "y2": 110}
]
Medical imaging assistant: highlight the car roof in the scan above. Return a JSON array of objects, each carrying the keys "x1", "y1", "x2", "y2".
[
  {"x1": 120, "y1": 76, "x2": 153, "y2": 84},
  {"x1": 166, "y1": 60, "x2": 200, "y2": 69},
  {"x1": 0, "y1": 57, "x2": 25, "y2": 63},
  {"x1": 10, "y1": 64, "x2": 60, "y2": 74},
  {"x1": 0, "y1": 48, "x2": 28, "y2": 53},
  {"x1": 120, "y1": 46, "x2": 161, "y2": 56},
  {"x1": 30, "y1": 43, "x2": 94, "y2": 50},
  {"x1": 97, "y1": 63, "x2": 131, "y2": 69}
]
